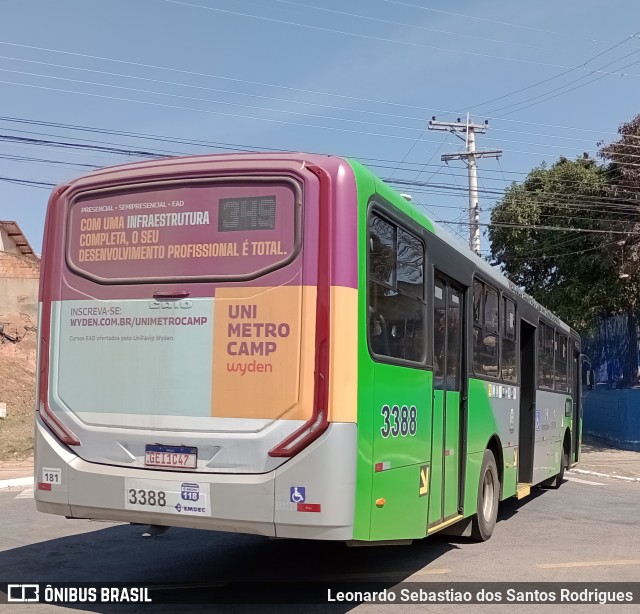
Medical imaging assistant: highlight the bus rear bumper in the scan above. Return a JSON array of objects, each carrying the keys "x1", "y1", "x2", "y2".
[{"x1": 34, "y1": 416, "x2": 356, "y2": 541}]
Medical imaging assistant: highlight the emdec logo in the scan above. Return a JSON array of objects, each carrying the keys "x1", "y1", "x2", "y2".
[{"x1": 8, "y1": 584, "x2": 40, "y2": 602}]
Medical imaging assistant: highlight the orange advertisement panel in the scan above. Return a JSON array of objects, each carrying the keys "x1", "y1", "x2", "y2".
[{"x1": 212, "y1": 286, "x2": 316, "y2": 421}]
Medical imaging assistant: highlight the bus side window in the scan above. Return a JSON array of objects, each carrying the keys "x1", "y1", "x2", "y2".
[
  {"x1": 555, "y1": 332, "x2": 568, "y2": 391},
  {"x1": 538, "y1": 322, "x2": 555, "y2": 389},
  {"x1": 473, "y1": 280, "x2": 483, "y2": 323},
  {"x1": 433, "y1": 281, "x2": 446, "y2": 388},
  {"x1": 472, "y1": 280, "x2": 499, "y2": 378},
  {"x1": 502, "y1": 298, "x2": 517, "y2": 382},
  {"x1": 368, "y1": 212, "x2": 426, "y2": 363}
]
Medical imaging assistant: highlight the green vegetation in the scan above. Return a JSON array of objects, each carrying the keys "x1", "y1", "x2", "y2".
[{"x1": 489, "y1": 114, "x2": 640, "y2": 333}]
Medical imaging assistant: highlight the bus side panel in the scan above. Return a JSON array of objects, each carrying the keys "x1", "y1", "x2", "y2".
[
  {"x1": 352, "y1": 164, "x2": 377, "y2": 541},
  {"x1": 464, "y1": 380, "x2": 498, "y2": 515},
  {"x1": 368, "y1": 363, "x2": 431, "y2": 541},
  {"x1": 532, "y1": 390, "x2": 569, "y2": 485},
  {"x1": 464, "y1": 379, "x2": 519, "y2": 514},
  {"x1": 274, "y1": 423, "x2": 357, "y2": 540}
]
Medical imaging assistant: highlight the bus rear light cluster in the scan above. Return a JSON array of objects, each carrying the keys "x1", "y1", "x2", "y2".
[
  {"x1": 39, "y1": 401, "x2": 81, "y2": 446},
  {"x1": 269, "y1": 164, "x2": 331, "y2": 458},
  {"x1": 38, "y1": 294, "x2": 80, "y2": 447},
  {"x1": 268, "y1": 409, "x2": 328, "y2": 457}
]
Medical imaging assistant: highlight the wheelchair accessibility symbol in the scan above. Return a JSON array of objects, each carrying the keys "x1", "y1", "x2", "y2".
[{"x1": 290, "y1": 486, "x2": 306, "y2": 503}]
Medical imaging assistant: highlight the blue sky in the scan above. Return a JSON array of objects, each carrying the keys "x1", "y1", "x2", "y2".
[{"x1": 1, "y1": 0, "x2": 639, "y2": 254}]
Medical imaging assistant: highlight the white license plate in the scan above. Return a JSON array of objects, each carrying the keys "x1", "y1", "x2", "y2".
[
  {"x1": 125, "y1": 478, "x2": 209, "y2": 516},
  {"x1": 145, "y1": 445, "x2": 197, "y2": 469}
]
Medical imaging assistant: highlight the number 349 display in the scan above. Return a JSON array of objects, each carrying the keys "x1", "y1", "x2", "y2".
[{"x1": 380, "y1": 404, "x2": 417, "y2": 438}]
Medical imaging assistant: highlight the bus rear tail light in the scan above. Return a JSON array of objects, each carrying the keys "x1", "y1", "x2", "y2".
[
  {"x1": 38, "y1": 294, "x2": 80, "y2": 447},
  {"x1": 39, "y1": 401, "x2": 81, "y2": 446},
  {"x1": 269, "y1": 164, "x2": 331, "y2": 458},
  {"x1": 268, "y1": 409, "x2": 328, "y2": 457},
  {"x1": 269, "y1": 341, "x2": 329, "y2": 457}
]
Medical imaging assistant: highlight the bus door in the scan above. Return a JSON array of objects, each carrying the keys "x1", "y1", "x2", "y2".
[
  {"x1": 571, "y1": 347, "x2": 582, "y2": 463},
  {"x1": 518, "y1": 320, "x2": 536, "y2": 483},
  {"x1": 429, "y1": 274, "x2": 463, "y2": 526}
]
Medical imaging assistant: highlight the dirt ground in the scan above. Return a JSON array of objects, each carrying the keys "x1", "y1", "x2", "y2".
[{"x1": 0, "y1": 312, "x2": 37, "y2": 461}]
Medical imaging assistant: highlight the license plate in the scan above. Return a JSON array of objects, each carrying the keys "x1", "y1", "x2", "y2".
[
  {"x1": 145, "y1": 444, "x2": 197, "y2": 469},
  {"x1": 125, "y1": 478, "x2": 208, "y2": 516}
]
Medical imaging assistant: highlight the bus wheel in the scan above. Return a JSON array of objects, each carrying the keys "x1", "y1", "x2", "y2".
[
  {"x1": 543, "y1": 449, "x2": 568, "y2": 489},
  {"x1": 470, "y1": 449, "x2": 500, "y2": 542}
]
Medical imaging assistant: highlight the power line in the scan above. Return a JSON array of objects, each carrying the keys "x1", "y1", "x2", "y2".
[
  {"x1": 7, "y1": 56, "x2": 640, "y2": 155},
  {"x1": 0, "y1": 133, "x2": 635, "y2": 217},
  {"x1": 0, "y1": 42, "x2": 637, "y2": 141},
  {"x1": 468, "y1": 31, "x2": 640, "y2": 112},
  {"x1": 0, "y1": 54, "x2": 461, "y2": 128},
  {"x1": 0, "y1": 160, "x2": 636, "y2": 233},
  {"x1": 158, "y1": 0, "x2": 630, "y2": 73},
  {"x1": 382, "y1": 0, "x2": 612, "y2": 44},
  {"x1": 501, "y1": 239, "x2": 621, "y2": 261},
  {"x1": 436, "y1": 220, "x2": 639, "y2": 235},
  {"x1": 0, "y1": 67, "x2": 431, "y2": 135},
  {"x1": 7, "y1": 68, "x2": 640, "y2": 165},
  {"x1": 0, "y1": 116, "x2": 638, "y2": 217},
  {"x1": 0, "y1": 152, "x2": 99, "y2": 169},
  {"x1": 0, "y1": 79, "x2": 437, "y2": 143},
  {"x1": 1, "y1": 128, "x2": 637, "y2": 219},
  {"x1": 271, "y1": 0, "x2": 577, "y2": 56},
  {"x1": 11, "y1": 74, "x2": 640, "y2": 163},
  {"x1": 0, "y1": 176, "x2": 55, "y2": 188},
  {"x1": 488, "y1": 47, "x2": 640, "y2": 117}
]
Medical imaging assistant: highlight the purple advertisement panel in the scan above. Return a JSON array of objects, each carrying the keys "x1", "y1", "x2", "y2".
[{"x1": 66, "y1": 179, "x2": 300, "y2": 283}]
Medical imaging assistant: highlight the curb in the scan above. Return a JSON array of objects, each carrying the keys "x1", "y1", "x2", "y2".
[
  {"x1": 569, "y1": 468, "x2": 640, "y2": 483},
  {"x1": 0, "y1": 477, "x2": 34, "y2": 490}
]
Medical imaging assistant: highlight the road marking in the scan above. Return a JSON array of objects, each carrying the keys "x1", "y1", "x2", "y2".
[
  {"x1": 0, "y1": 477, "x2": 33, "y2": 490},
  {"x1": 564, "y1": 475, "x2": 606, "y2": 486},
  {"x1": 14, "y1": 488, "x2": 34, "y2": 499},
  {"x1": 538, "y1": 560, "x2": 640, "y2": 569},
  {"x1": 569, "y1": 469, "x2": 640, "y2": 483},
  {"x1": 411, "y1": 568, "x2": 450, "y2": 577},
  {"x1": 319, "y1": 569, "x2": 450, "y2": 581}
]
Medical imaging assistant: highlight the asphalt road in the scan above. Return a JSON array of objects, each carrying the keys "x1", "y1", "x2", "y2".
[{"x1": 0, "y1": 472, "x2": 639, "y2": 613}]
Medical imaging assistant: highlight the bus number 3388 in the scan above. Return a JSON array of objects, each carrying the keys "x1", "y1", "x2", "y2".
[
  {"x1": 127, "y1": 489, "x2": 167, "y2": 507},
  {"x1": 380, "y1": 404, "x2": 417, "y2": 438}
]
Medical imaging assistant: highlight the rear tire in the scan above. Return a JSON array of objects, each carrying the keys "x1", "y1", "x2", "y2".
[{"x1": 470, "y1": 449, "x2": 500, "y2": 541}]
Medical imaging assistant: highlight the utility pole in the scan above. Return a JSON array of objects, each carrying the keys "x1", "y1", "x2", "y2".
[{"x1": 428, "y1": 114, "x2": 502, "y2": 256}]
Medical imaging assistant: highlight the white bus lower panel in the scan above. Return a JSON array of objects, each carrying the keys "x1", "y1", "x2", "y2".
[{"x1": 35, "y1": 416, "x2": 356, "y2": 541}]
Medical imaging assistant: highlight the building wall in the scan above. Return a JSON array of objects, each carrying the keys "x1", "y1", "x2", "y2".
[
  {"x1": 0, "y1": 251, "x2": 40, "y2": 279},
  {"x1": 0, "y1": 227, "x2": 22, "y2": 255},
  {"x1": 0, "y1": 252, "x2": 40, "y2": 317},
  {"x1": 583, "y1": 389, "x2": 640, "y2": 451}
]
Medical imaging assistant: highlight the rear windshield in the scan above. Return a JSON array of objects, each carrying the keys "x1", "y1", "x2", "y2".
[{"x1": 66, "y1": 178, "x2": 300, "y2": 283}]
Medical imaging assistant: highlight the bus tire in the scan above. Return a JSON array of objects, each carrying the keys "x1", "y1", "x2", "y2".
[{"x1": 470, "y1": 449, "x2": 500, "y2": 542}]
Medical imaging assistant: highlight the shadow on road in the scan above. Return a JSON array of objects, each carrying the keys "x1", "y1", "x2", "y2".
[
  {"x1": 1, "y1": 488, "x2": 547, "y2": 613},
  {"x1": 0, "y1": 519, "x2": 457, "y2": 613}
]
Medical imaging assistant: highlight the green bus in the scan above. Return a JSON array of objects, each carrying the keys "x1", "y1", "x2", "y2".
[{"x1": 35, "y1": 153, "x2": 581, "y2": 543}]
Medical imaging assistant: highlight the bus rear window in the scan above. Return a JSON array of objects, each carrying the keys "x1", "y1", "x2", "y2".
[{"x1": 65, "y1": 178, "x2": 300, "y2": 283}]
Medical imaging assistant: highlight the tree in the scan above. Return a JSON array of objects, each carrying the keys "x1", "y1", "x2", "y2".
[
  {"x1": 488, "y1": 155, "x2": 620, "y2": 330},
  {"x1": 489, "y1": 114, "x2": 640, "y2": 386},
  {"x1": 597, "y1": 114, "x2": 640, "y2": 296}
]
